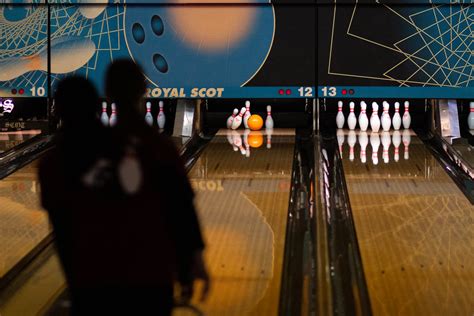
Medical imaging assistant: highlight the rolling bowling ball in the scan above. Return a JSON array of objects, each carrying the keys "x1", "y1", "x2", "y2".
[
  {"x1": 248, "y1": 114, "x2": 263, "y2": 131},
  {"x1": 248, "y1": 131, "x2": 263, "y2": 148}
]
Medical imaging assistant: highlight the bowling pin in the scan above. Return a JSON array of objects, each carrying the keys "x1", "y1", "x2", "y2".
[
  {"x1": 468, "y1": 102, "x2": 474, "y2": 129},
  {"x1": 402, "y1": 129, "x2": 411, "y2": 160},
  {"x1": 370, "y1": 102, "x2": 380, "y2": 132},
  {"x1": 336, "y1": 101, "x2": 345, "y2": 129},
  {"x1": 227, "y1": 108, "x2": 238, "y2": 129},
  {"x1": 403, "y1": 101, "x2": 411, "y2": 129},
  {"x1": 265, "y1": 105, "x2": 274, "y2": 129},
  {"x1": 243, "y1": 100, "x2": 251, "y2": 129},
  {"x1": 157, "y1": 101, "x2": 166, "y2": 129},
  {"x1": 109, "y1": 103, "x2": 117, "y2": 127},
  {"x1": 347, "y1": 102, "x2": 357, "y2": 130},
  {"x1": 359, "y1": 101, "x2": 369, "y2": 132},
  {"x1": 231, "y1": 107, "x2": 246, "y2": 130},
  {"x1": 381, "y1": 131, "x2": 391, "y2": 164},
  {"x1": 243, "y1": 129, "x2": 250, "y2": 157},
  {"x1": 392, "y1": 130, "x2": 401, "y2": 162},
  {"x1": 145, "y1": 102, "x2": 153, "y2": 126},
  {"x1": 370, "y1": 132, "x2": 380, "y2": 165},
  {"x1": 336, "y1": 129, "x2": 345, "y2": 158},
  {"x1": 381, "y1": 101, "x2": 391, "y2": 131},
  {"x1": 359, "y1": 131, "x2": 368, "y2": 163},
  {"x1": 392, "y1": 102, "x2": 401, "y2": 130},
  {"x1": 100, "y1": 101, "x2": 109, "y2": 126},
  {"x1": 232, "y1": 131, "x2": 246, "y2": 155},
  {"x1": 266, "y1": 128, "x2": 273, "y2": 149},
  {"x1": 348, "y1": 130, "x2": 356, "y2": 161}
]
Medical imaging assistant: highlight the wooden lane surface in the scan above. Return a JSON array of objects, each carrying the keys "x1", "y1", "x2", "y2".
[
  {"x1": 176, "y1": 129, "x2": 295, "y2": 316},
  {"x1": 0, "y1": 160, "x2": 50, "y2": 279},
  {"x1": 341, "y1": 132, "x2": 474, "y2": 316}
]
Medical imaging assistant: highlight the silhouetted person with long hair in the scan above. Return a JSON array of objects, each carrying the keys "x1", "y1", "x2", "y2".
[{"x1": 41, "y1": 64, "x2": 208, "y2": 315}]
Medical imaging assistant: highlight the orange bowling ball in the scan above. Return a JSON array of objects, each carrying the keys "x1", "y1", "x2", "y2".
[
  {"x1": 247, "y1": 114, "x2": 264, "y2": 131},
  {"x1": 248, "y1": 131, "x2": 264, "y2": 148}
]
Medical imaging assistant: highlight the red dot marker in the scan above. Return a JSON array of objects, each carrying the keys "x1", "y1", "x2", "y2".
[
  {"x1": 342, "y1": 89, "x2": 347, "y2": 95},
  {"x1": 286, "y1": 89, "x2": 291, "y2": 95},
  {"x1": 278, "y1": 89, "x2": 284, "y2": 95},
  {"x1": 19, "y1": 88, "x2": 24, "y2": 95}
]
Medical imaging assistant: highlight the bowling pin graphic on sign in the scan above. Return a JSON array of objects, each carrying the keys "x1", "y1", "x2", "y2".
[
  {"x1": 145, "y1": 102, "x2": 153, "y2": 126},
  {"x1": 157, "y1": 101, "x2": 166, "y2": 129},
  {"x1": 336, "y1": 101, "x2": 345, "y2": 129},
  {"x1": 243, "y1": 100, "x2": 251, "y2": 129}
]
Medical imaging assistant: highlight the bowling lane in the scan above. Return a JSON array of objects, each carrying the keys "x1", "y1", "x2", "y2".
[
  {"x1": 0, "y1": 160, "x2": 51, "y2": 282},
  {"x1": 339, "y1": 130, "x2": 474, "y2": 316},
  {"x1": 177, "y1": 129, "x2": 295, "y2": 316},
  {"x1": 0, "y1": 130, "x2": 42, "y2": 155}
]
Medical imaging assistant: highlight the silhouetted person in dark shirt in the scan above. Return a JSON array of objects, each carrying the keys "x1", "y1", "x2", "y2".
[{"x1": 39, "y1": 70, "x2": 208, "y2": 316}]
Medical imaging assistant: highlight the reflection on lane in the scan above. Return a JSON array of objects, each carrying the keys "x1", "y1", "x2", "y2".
[
  {"x1": 0, "y1": 160, "x2": 50, "y2": 279},
  {"x1": 178, "y1": 129, "x2": 294, "y2": 316},
  {"x1": 339, "y1": 129, "x2": 474, "y2": 316},
  {"x1": 0, "y1": 130, "x2": 42, "y2": 154}
]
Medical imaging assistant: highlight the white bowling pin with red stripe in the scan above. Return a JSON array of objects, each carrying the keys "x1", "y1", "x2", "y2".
[
  {"x1": 403, "y1": 101, "x2": 411, "y2": 129},
  {"x1": 109, "y1": 103, "x2": 117, "y2": 127},
  {"x1": 231, "y1": 107, "x2": 246, "y2": 130},
  {"x1": 392, "y1": 102, "x2": 401, "y2": 130},
  {"x1": 100, "y1": 101, "x2": 109, "y2": 126},
  {"x1": 336, "y1": 101, "x2": 345, "y2": 129},
  {"x1": 227, "y1": 108, "x2": 238, "y2": 129},
  {"x1": 359, "y1": 101, "x2": 369, "y2": 132},
  {"x1": 243, "y1": 100, "x2": 251, "y2": 129},
  {"x1": 145, "y1": 102, "x2": 153, "y2": 126},
  {"x1": 370, "y1": 102, "x2": 380, "y2": 132},
  {"x1": 347, "y1": 102, "x2": 356, "y2": 130},
  {"x1": 157, "y1": 101, "x2": 166, "y2": 129},
  {"x1": 381, "y1": 101, "x2": 391, "y2": 132},
  {"x1": 265, "y1": 105, "x2": 274, "y2": 129}
]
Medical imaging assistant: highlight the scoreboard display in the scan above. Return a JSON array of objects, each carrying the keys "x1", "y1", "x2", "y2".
[
  {"x1": 0, "y1": 0, "x2": 471, "y2": 99},
  {"x1": 0, "y1": 1, "x2": 316, "y2": 98}
]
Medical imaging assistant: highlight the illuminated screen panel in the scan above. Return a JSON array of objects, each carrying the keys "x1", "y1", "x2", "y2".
[
  {"x1": 0, "y1": 5, "x2": 49, "y2": 97},
  {"x1": 317, "y1": 3, "x2": 474, "y2": 98},
  {"x1": 49, "y1": 3, "x2": 315, "y2": 98}
]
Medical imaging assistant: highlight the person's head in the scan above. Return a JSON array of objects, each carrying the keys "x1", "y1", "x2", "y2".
[
  {"x1": 105, "y1": 59, "x2": 146, "y2": 115},
  {"x1": 54, "y1": 76, "x2": 99, "y2": 130}
]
